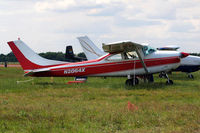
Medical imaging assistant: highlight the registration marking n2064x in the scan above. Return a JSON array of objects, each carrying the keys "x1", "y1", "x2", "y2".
[{"x1": 64, "y1": 68, "x2": 85, "y2": 74}]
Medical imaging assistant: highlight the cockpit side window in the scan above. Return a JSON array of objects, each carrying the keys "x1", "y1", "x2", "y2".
[
  {"x1": 106, "y1": 52, "x2": 138, "y2": 61},
  {"x1": 106, "y1": 54, "x2": 122, "y2": 61}
]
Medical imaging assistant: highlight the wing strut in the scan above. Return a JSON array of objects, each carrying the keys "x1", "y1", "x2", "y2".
[{"x1": 135, "y1": 47, "x2": 149, "y2": 74}]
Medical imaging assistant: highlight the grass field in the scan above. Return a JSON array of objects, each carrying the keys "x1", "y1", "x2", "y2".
[{"x1": 0, "y1": 67, "x2": 199, "y2": 133}]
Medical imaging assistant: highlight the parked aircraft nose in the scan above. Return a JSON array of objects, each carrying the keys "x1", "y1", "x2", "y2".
[{"x1": 180, "y1": 52, "x2": 189, "y2": 58}]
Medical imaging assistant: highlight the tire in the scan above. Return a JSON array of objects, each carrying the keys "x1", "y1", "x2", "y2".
[
  {"x1": 126, "y1": 79, "x2": 133, "y2": 86},
  {"x1": 125, "y1": 78, "x2": 139, "y2": 86}
]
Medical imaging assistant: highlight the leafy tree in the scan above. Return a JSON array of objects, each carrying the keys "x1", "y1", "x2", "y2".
[
  {"x1": 39, "y1": 52, "x2": 65, "y2": 61},
  {"x1": 190, "y1": 53, "x2": 200, "y2": 56},
  {"x1": 77, "y1": 52, "x2": 86, "y2": 58},
  {"x1": 0, "y1": 54, "x2": 6, "y2": 62},
  {"x1": 0, "y1": 52, "x2": 17, "y2": 62},
  {"x1": 7, "y1": 52, "x2": 18, "y2": 62}
]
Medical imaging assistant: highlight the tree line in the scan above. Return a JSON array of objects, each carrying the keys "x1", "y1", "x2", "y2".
[
  {"x1": 0, "y1": 52, "x2": 199, "y2": 62},
  {"x1": 190, "y1": 53, "x2": 200, "y2": 56},
  {"x1": 0, "y1": 52, "x2": 86, "y2": 62}
]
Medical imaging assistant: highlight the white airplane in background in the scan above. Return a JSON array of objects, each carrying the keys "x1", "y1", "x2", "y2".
[
  {"x1": 157, "y1": 46, "x2": 200, "y2": 79},
  {"x1": 8, "y1": 37, "x2": 188, "y2": 86}
]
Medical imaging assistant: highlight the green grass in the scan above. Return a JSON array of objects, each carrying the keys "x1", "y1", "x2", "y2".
[{"x1": 0, "y1": 67, "x2": 200, "y2": 133}]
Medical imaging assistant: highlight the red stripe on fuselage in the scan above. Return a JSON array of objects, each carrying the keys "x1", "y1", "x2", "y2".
[{"x1": 32, "y1": 56, "x2": 180, "y2": 77}]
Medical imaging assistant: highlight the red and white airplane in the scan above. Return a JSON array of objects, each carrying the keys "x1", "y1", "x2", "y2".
[{"x1": 7, "y1": 38, "x2": 189, "y2": 86}]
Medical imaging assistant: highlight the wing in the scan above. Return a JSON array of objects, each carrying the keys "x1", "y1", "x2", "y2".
[
  {"x1": 102, "y1": 41, "x2": 144, "y2": 53},
  {"x1": 102, "y1": 41, "x2": 149, "y2": 74},
  {"x1": 157, "y1": 45, "x2": 180, "y2": 51}
]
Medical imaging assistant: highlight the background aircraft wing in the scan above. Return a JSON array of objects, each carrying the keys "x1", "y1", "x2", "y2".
[
  {"x1": 102, "y1": 41, "x2": 144, "y2": 53},
  {"x1": 157, "y1": 45, "x2": 180, "y2": 51},
  {"x1": 77, "y1": 36, "x2": 106, "y2": 60}
]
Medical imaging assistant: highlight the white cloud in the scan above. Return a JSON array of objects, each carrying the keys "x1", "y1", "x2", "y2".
[
  {"x1": 115, "y1": 17, "x2": 162, "y2": 27},
  {"x1": 168, "y1": 22, "x2": 195, "y2": 33},
  {"x1": 1, "y1": 0, "x2": 200, "y2": 55},
  {"x1": 35, "y1": 0, "x2": 76, "y2": 12}
]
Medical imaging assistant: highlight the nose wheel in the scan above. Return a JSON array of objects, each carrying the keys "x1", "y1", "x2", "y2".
[{"x1": 125, "y1": 78, "x2": 139, "y2": 86}]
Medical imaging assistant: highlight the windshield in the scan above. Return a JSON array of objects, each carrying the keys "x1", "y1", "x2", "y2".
[{"x1": 142, "y1": 46, "x2": 156, "y2": 56}]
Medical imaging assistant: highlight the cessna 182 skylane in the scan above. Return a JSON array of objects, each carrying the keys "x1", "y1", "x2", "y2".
[{"x1": 7, "y1": 38, "x2": 188, "y2": 86}]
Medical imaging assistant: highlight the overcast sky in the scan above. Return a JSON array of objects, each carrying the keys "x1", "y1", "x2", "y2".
[{"x1": 1, "y1": 0, "x2": 200, "y2": 54}]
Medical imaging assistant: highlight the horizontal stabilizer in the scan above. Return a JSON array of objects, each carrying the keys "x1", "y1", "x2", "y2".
[{"x1": 24, "y1": 68, "x2": 50, "y2": 77}]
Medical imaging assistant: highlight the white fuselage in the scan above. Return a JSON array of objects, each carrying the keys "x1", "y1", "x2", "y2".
[{"x1": 181, "y1": 55, "x2": 200, "y2": 66}]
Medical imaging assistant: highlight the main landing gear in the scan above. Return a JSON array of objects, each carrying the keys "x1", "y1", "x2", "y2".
[
  {"x1": 125, "y1": 74, "x2": 154, "y2": 86},
  {"x1": 159, "y1": 72, "x2": 173, "y2": 85},
  {"x1": 125, "y1": 78, "x2": 139, "y2": 86}
]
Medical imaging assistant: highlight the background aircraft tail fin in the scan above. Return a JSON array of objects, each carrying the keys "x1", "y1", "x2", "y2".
[
  {"x1": 7, "y1": 40, "x2": 66, "y2": 71},
  {"x1": 77, "y1": 36, "x2": 105, "y2": 60},
  {"x1": 65, "y1": 45, "x2": 75, "y2": 59}
]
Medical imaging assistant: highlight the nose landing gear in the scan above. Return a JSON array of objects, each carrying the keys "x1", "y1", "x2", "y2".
[{"x1": 159, "y1": 72, "x2": 173, "y2": 85}]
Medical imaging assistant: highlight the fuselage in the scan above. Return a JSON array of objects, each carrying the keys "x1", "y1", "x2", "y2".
[
  {"x1": 174, "y1": 55, "x2": 200, "y2": 73},
  {"x1": 7, "y1": 39, "x2": 183, "y2": 78},
  {"x1": 30, "y1": 50, "x2": 181, "y2": 77}
]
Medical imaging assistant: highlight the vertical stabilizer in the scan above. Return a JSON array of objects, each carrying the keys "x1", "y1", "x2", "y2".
[{"x1": 7, "y1": 40, "x2": 66, "y2": 70}]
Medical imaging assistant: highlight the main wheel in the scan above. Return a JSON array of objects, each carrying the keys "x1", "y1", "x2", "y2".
[
  {"x1": 125, "y1": 79, "x2": 133, "y2": 86},
  {"x1": 166, "y1": 80, "x2": 173, "y2": 85},
  {"x1": 125, "y1": 78, "x2": 139, "y2": 86}
]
